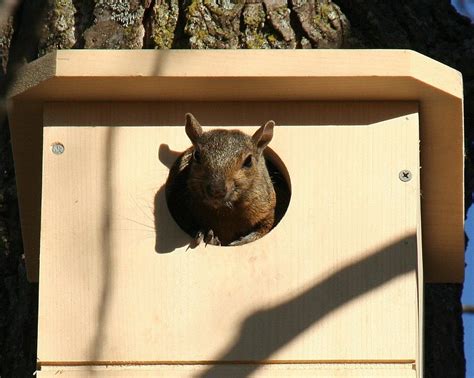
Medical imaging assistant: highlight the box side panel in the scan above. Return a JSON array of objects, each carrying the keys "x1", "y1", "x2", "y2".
[{"x1": 7, "y1": 101, "x2": 43, "y2": 281}]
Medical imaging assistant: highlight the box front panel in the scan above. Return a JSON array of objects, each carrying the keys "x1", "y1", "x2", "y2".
[{"x1": 39, "y1": 102, "x2": 420, "y2": 370}]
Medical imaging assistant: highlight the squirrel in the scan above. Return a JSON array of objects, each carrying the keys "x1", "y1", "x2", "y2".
[{"x1": 165, "y1": 113, "x2": 277, "y2": 246}]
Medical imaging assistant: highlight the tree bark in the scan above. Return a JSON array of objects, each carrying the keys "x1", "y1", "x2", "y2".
[{"x1": 0, "y1": 0, "x2": 472, "y2": 376}]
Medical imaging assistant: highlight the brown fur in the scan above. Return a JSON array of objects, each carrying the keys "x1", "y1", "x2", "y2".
[{"x1": 166, "y1": 114, "x2": 277, "y2": 246}]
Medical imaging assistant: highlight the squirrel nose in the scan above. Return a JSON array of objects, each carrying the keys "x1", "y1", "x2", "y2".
[{"x1": 206, "y1": 183, "x2": 226, "y2": 199}]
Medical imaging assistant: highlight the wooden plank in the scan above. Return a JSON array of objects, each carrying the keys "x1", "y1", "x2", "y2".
[
  {"x1": 418, "y1": 98, "x2": 463, "y2": 281},
  {"x1": 10, "y1": 50, "x2": 461, "y2": 99},
  {"x1": 38, "y1": 102, "x2": 420, "y2": 366},
  {"x1": 7, "y1": 50, "x2": 463, "y2": 282},
  {"x1": 37, "y1": 362, "x2": 417, "y2": 377}
]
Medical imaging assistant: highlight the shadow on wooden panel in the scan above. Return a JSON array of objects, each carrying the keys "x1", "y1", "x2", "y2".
[
  {"x1": 44, "y1": 101, "x2": 415, "y2": 128},
  {"x1": 85, "y1": 233, "x2": 416, "y2": 372},
  {"x1": 152, "y1": 144, "x2": 191, "y2": 253},
  {"x1": 153, "y1": 185, "x2": 191, "y2": 253},
  {"x1": 90, "y1": 127, "x2": 115, "y2": 368},
  {"x1": 199, "y1": 235, "x2": 417, "y2": 377}
]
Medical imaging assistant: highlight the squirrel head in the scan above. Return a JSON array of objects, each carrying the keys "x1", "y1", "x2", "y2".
[{"x1": 184, "y1": 113, "x2": 275, "y2": 209}]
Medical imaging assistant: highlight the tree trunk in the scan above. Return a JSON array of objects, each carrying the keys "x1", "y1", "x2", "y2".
[{"x1": 1, "y1": 1, "x2": 472, "y2": 376}]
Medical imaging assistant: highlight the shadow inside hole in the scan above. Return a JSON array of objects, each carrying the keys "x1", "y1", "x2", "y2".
[
  {"x1": 163, "y1": 144, "x2": 291, "y2": 247},
  {"x1": 264, "y1": 147, "x2": 291, "y2": 230}
]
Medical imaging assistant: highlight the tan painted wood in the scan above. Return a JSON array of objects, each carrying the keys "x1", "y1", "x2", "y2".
[
  {"x1": 37, "y1": 363, "x2": 417, "y2": 377},
  {"x1": 38, "y1": 102, "x2": 420, "y2": 373},
  {"x1": 6, "y1": 50, "x2": 463, "y2": 282}
]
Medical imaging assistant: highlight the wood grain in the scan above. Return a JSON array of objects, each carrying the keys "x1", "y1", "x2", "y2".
[{"x1": 38, "y1": 102, "x2": 420, "y2": 374}]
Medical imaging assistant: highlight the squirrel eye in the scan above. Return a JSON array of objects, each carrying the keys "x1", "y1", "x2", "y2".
[
  {"x1": 242, "y1": 154, "x2": 253, "y2": 168},
  {"x1": 192, "y1": 149, "x2": 201, "y2": 163}
]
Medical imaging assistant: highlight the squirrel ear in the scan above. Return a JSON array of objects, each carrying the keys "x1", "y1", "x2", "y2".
[
  {"x1": 185, "y1": 113, "x2": 203, "y2": 144},
  {"x1": 252, "y1": 120, "x2": 275, "y2": 152}
]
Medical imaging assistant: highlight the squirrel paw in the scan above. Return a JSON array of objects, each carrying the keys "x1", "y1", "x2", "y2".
[
  {"x1": 195, "y1": 231, "x2": 205, "y2": 246},
  {"x1": 190, "y1": 230, "x2": 221, "y2": 248},
  {"x1": 204, "y1": 229, "x2": 221, "y2": 246}
]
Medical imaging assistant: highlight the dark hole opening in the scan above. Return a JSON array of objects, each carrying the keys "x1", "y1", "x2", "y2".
[{"x1": 165, "y1": 147, "x2": 291, "y2": 246}]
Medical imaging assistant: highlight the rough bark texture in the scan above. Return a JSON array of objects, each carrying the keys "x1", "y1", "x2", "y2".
[{"x1": 0, "y1": 0, "x2": 472, "y2": 377}]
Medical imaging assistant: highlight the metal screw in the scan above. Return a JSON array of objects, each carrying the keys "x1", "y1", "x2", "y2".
[
  {"x1": 51, "y1": 142, "x2": 65, "y2": 155},
  {"x1": 399, "y1": 170, "x2": 412, "y2": 182}
]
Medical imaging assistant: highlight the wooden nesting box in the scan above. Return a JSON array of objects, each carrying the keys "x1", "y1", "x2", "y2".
[{"x1": 8, "y1": 50, "x2": 464, "y2": 377}]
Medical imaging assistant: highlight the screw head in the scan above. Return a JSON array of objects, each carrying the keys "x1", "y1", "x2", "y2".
[
  {"x1": 399, "y1": 170, "x2": 412, "y2": 182},
  {"x1": 51, "y1": 142, "x2": 65, "y2": 155}
]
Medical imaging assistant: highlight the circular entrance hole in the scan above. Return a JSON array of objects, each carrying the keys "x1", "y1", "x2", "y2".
[{"x1": 165, "y1": 145, "x2": 291, "y2": 246}]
